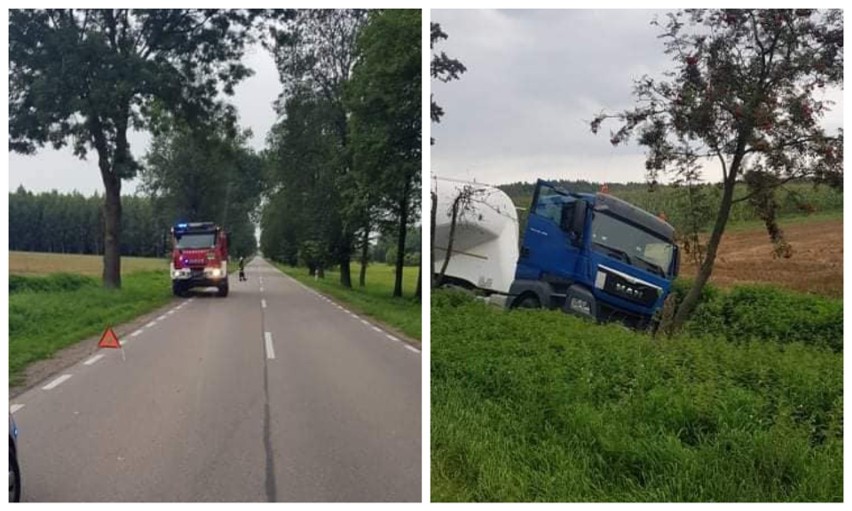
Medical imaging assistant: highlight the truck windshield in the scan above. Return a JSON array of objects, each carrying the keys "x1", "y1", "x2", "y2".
[
  {"x1": 591, "y1": 212, "x2": 674, "y2": 276},
  {"x1": 176, "y1": 233, "x2": 216, "y2": 250}
]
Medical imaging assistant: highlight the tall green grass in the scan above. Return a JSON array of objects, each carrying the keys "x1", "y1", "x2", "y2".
[
  {"x1": 9, "y1": 271, "x2": 173, "y2": 385},
  {"x1": 273, "y1": 263, "x2": 421, "y2": 341},
  {"x1": 677, "y1": 281, "x2": 843, "y2": 352},
  {"x1": 431, "y1": 291, "x2": 842, "y2": 502}
]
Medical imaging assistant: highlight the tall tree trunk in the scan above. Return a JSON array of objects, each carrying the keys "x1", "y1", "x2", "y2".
[
  {"x1": 393, "y1": 179, "x2": 411, "y2": 298},
  {"x1": 437, "y1": 194, "x2": 462, "y2": 286},
  {"x1": 414, "y1": 264, "x2": 422, "y2": 301},
  {"x1": 101, "y1": 172, "x2": 122, "y2": 289},
  {"x1": 318, "y1": 265, "x2": 325, "y2": 279},
  {"x1": 92, "y1": 117, "x2": 123, "y2": 290},
  {"x1": 340, "y1": 256, "x2": 352, "y2": 288},
  {"x1": 359, "y1": 224, "x2": 369, "y2": 287},
  {"x1": 671, "y1": 158, "x2": 743, "y2": 331}
]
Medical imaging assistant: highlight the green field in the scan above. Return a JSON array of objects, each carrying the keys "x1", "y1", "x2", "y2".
[
  {"x1": 274, "y1": 263, "x2": 421, "y2": 342},
  {"x1": 431, "y1": 290, "x2": 842, "y2": 502}
]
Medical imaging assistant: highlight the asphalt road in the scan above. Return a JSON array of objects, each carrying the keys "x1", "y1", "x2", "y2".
[{"x1": 10, "y1": 258, "x2": 421, "y2": 502}]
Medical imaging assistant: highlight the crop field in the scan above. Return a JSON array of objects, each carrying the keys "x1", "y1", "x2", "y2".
[
  {"x1": 274, "y1": 263, "x2": 421, "y2": 341},
  {"x1": 9, "y1": 250, "x2": 167, "y2": 276},
  {"x1": 679, "y1": 214, "x2": 842, "y2": 298},
  {"x1": 431, "y1": 290, "x2": 842, "y2": 502}
]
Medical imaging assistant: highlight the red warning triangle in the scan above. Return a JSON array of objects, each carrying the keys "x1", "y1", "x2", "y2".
[{"x1": 98, "y1": 327, "x2": 121, "y2": 349}]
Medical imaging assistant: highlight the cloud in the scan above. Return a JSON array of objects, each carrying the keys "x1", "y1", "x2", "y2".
[{"x1": 431, "y1": 9, "x2": 844, "y2": 186}]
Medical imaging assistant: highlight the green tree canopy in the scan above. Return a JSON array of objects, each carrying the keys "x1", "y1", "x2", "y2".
[
  {"x1": 10, "y1": 9, "x2": 261, "y2": 287},
  {"x1": 592, "y1": 9, "x2": 843, "y2": 331}
]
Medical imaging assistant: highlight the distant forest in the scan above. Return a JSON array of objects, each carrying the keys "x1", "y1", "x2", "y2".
[{"x1": 499, "y1": 179, "x2": 842, "y2": 235}]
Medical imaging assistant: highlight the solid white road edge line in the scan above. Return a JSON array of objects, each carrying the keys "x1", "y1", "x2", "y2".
[
  {"x1": 83, "y1": 354, "x2": 105, "y2": 366},
  {"x1": 42, "y1": 374, "x2": 72, "y2": 390},
  {"x1": 10, "y1": 404, "x2": 25, "y2": 414},
  {"x1": 265, "y1": 332, "x2": 276, "y2": 360}
]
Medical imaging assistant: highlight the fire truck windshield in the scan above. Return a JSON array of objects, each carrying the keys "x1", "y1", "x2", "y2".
[{"x1": 175, "y1": 233, "x2": 216, "y2": 250}]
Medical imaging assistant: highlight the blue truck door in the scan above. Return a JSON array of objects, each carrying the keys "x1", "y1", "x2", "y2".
[{"x1": 516, "y1": 181, "x2": 583, "y2": 281}]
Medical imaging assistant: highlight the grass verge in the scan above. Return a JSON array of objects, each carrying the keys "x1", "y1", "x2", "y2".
[
  {"x1": 431, "y1": 291, "x2": 842, "y2": 502},
  {"x1": 9, "y1": 271, "x2": 173, "y2": 385},
  {"x1": 273, "y1": 263, "x2": 421, "y2": 342}
]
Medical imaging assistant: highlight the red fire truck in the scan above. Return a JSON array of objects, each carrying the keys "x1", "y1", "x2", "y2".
[{"x1": 170, "y1": 222, "x2": 229, "y2": 297}]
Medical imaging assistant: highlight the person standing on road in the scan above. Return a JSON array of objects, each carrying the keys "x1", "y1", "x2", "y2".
[{"x1": 238, "y1": 256, "x2": 247, "y2": 281}]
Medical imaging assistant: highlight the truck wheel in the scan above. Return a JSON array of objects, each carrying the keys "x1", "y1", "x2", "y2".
[
  {"x1": 217, "y1": 281, "x2": 229, "y2": 297},
  {"x1": 514, "y1": 294, "x2": 541, "y2": 309},
  {"x1": 172, "y1": 282, "x2": 185, "y2": 297}
]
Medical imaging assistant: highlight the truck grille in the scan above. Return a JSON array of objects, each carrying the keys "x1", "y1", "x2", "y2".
[{"x1": 596, "y1": 266, "x2": 659, "y2": 307}]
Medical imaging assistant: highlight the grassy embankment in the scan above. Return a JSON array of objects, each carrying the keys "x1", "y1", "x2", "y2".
[
  {"x1": 9, "y1": 251, "x2": 173, "y2": 385},
  {"x1": 273, "y1": 263, "x2": 421, "y2": 342},
  {"x1": 431, "y1": 287, "x2": 842, "y2": 502}
]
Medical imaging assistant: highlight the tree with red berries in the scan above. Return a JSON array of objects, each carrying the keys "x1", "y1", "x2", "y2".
[{"x1": 592, "y1": 9, "x2": 843, "y2": 332}]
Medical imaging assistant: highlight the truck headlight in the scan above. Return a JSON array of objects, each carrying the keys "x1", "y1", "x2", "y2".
[
  {"x1": 569, "y1": 297, "x2": 592, "y2": 316},
  {"x1": 208, "y1": 268, "x2": 221, "y2": 278}
]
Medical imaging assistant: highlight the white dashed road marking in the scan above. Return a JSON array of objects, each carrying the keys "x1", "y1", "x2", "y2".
[
  {"x1": 42, "y1": 374, "x2": 73, "y2": 391},
  {"x1": 130, "y1": 329, "x2": 143, "y2": 337},
  {"x1": 371, "y1": 326, "x2": 382, "y2": 333},
  {"x1": 260, "y1": 286, "x2": 265, "y2": 293},
  {"x1": 360, "y1": 320, "x2": 370, "y2": 326},
  {"x1": 261, "y1": 299, "x2": 267, "y2": 309},
  {"x1": 386, "y1": 334, "x2": 399, "y2": 342},
  {"x1": 157, "y1": 315, "x2": 167, "y2": 321},
  {"x1": 264, "y1": 332, "x2": 276, "y2": 360},
  {"x1": 10, "y1": 404, "x2": 25, "y2": 414},
  {"x1": 83, "y1": 354, "x2": 105, "y2": 366},
  {"x1": 167, "y1": 310, "x2": 175, "y2": 315},
  {"x1": 404, "y1": 345, "x2": 420, "y2": 354},
  {"x1": 145, "y1": 321, "x2": 156, "y2": 328}
]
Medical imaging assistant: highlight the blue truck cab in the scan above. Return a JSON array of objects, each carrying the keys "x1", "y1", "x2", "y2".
[{"x1": 508, "y1": 180, "x2": 679, "y2": 329}]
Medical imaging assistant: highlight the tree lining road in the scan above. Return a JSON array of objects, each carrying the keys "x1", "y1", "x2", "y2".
[{"x1": 10, "y1": 258, "x2": 421, "y2": 502}]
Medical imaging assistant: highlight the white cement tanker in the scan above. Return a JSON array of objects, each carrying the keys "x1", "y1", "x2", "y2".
[{"x1": 432, "y1": 176, "x2": 519, "y2": 295}]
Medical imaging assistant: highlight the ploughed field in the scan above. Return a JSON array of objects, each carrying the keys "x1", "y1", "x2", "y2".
[{"x1": 679, "y1": 215, "x2": 842, "y2": 298}]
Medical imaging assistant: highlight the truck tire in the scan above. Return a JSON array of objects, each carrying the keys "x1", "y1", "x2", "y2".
[
  {"x1": 217, "y1": 280, "x2": 229, "y2": 297},
  {"x1": 513, "y1": 293, "x2": 541, "y2": 309},
  {"x1": 172, "y1": 282, "x2": 186, "y2": 297}
]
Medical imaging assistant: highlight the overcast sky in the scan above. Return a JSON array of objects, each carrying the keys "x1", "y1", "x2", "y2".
[
  {"x1": 431, "y1": 9, "x2": 844, "y2": 186},
  {"x1": 8, "y1": 42, "x2": 280, "y2": 196}
]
